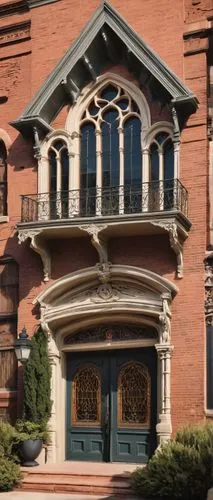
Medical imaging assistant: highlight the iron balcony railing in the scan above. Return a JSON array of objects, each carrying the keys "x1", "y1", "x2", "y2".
[{"x1": 21, "y1": 179, "x2": 188, "y2": 223}]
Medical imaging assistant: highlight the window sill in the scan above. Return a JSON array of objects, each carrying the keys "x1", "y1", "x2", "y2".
[
  {"x1": 0, "y1": 216, "x2": 9, "y2": 223},
  {"x1": 205, "y1": 409, "x2": 213, "y2": 417}
]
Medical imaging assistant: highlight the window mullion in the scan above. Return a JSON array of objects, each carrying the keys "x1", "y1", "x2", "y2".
[
  {"x1": 142, "y1": 148, "x2": 149, "y2": 212},
  {"x1": 96, "y1": 129, "x2": 102, "y2": 216},
  {"x1": 119, "y1": 126, "x2": 124, "y2": 215},
  {"x1": 159, "y1": 150, "x2": 164, "y2": 211},
  {"x1": 56, "y1": 154, "x2": 62, "y2": 218}
]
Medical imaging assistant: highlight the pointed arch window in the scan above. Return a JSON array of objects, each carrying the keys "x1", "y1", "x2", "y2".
[
  {"x1": 79, "y1": 83, "x2": 143, "y2": 216},
  {"x1": 149, "y1": 132, "x2": 174, "y2": 211},
  {"x1": 48, "y1": 139, "x2": 69, "y2": 218},
  {"x1": 40, "y1": 82, "x2": 178, "y2": 220}
]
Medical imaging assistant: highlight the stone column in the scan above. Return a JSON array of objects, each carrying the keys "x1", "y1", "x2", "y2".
[
  {"x1": 46, "y1": 335, "x2": 60, "y2": 464},
  {"x1": 155, "y1": 343, "x2": 173, "y2": 443}
]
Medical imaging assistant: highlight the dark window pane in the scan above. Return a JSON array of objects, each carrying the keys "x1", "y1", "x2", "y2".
[
  {"x1": 61, "y1": 149, "x2": 69, "y2": 191},
  {"x1": 100, "y1": 85, "x2": 118, "y2": 102},
  {"x1": 88, "y1": 102, "x2": 99, "y2": 116},
  {"x1": 0, "y1": 261, "x2": 18, "y2": 313},
  {"x1": 155, "y1": 132, "x2": 169, "y2": 145},
  {"x1": 150, "y1": 143, "x2": 159, "y2": 182},
  {"x1": 124, "y1": 117, "x2": 142, "y2": 185},
  {"x1": 49, "y1": 150, "x2": 57, "y2": 193},
  {"x1": 102, "y1": 109, "x2": 119, "y2": 187},
  {"x1": 116, "y1": 98, "x2": 129, "y2": 110},
  {"x1": 164, "y1": 139, "x2": 174, "y2": 180},
  {"x1": 0, "y1": 349, "x2": 17, "y2": 390},
  {"x1": 80, "y1": 122, "x2": 96, "y2": 215},
  {"x1": 52, "y1": 140, "x2": 65, "y2": 151}
]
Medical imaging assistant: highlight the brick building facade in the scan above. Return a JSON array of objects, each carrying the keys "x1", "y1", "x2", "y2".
[{"x1": 0, "y1": 0, "x2": 212, "y2": 464}]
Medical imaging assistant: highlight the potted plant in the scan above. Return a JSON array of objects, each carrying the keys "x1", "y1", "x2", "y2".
[
  {"x1": 15, "y1": 420, "x2": 49, "y2": 467},
  {"x1": 17, "y1": 327, "x2": 52, "y2": 466}
]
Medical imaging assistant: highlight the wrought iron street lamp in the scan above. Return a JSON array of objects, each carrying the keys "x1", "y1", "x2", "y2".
[{"x1": 15, "y1": 327, "x2": 31, "y2": 364}]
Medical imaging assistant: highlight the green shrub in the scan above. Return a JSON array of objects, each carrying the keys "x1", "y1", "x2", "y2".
[
  {"x1": 0, "y1": 422, "x2": 18, "y2": 460},
  {"x1": 15, "y1": 420, "x2": 49, "y2": 444},
  {"x1": 23, "y1": 327, "x2": 52, "y2": 424},
  {"x1": 132, "y1": 423, "x2": 213, "y2": 500},
  {"x1": 0, "y1": 456, "x2": 21, "y2": 491}
]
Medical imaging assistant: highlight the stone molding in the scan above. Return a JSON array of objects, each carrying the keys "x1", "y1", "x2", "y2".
[{"x1": 0, "y1": 21, "x2": 30, "y2": 47}]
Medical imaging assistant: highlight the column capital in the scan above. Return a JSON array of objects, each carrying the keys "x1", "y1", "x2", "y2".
[{"x1": 155, "y1": 343, "x2": 174, "y2": 359}]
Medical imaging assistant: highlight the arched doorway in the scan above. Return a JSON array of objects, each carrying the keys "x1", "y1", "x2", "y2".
[
  {"x1": 34, "y1": 264, "x2": 177, "y2": 464},
  {"x1": 66, "y1": 323, "x2": 157, "y2": 463}
]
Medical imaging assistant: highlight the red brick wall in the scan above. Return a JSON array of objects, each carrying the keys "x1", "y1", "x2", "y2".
[{"x1": 0, "y1": 0, "x2": 211, "y2": 431}]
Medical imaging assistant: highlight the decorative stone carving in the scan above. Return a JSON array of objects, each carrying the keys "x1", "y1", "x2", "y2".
[
  {"x1": 151, "y1": 220, "x2": 184, "y2": 278},
  {"x1": 64, "y1": 324, "x2": 157, "y2": 345},
  {"x1": 33, "y1": 126, "x2": 41, "y2": 160},
  {"x1": 79, "y1": 224, "x2": 108, "y2": 263},
  {"x1": 96, "y1": 262, "x2": 111, "y2": 283},
  {"x1": 90, "y1": 284, "x2": 120, "y2": 303},
  {"x1": 205, "y1": 257, "x2": 213, "y2": 318},
  {"x1": 0, "y1": 20, "x2": 30, "y2": 47},
  {"x1": 159, "y1": 293, "x2": 172, "y2": 343},
  {"x1": 18, "y1": 229, "x2": 51, "y2": 281}
]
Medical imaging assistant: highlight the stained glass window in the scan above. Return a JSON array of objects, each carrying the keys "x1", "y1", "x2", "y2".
[
  {"x1": 72, "y1": 365, "x2": 101, "y2": 425},
  {"x1": 118, "y1": 362, "x2": 150, "y2": 426}
]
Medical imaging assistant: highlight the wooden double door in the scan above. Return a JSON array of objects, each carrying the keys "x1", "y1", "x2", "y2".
[{"x1": 66, "y1": 348, "x2": 157, "y2": 463}]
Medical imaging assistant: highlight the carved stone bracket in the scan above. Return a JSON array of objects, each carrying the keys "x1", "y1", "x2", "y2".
[
  {"x1": 205, "y1": 256, "x2": 213, "y2": 318},
  {"x1": 18, "y1": 229, "x2": 51, "y2": 282},
  {"x1": 79, "y1": 224, "x2": 108, "y2": 263},
  {"x1": 151, "y1": 220, "x2": 184, "y2": 278}
]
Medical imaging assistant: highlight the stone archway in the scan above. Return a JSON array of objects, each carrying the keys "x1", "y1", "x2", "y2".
[{"x1": 34, "y1": 264, "x2": 177, "y2": 463}]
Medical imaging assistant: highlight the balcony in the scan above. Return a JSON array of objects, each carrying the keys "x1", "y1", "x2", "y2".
[{"x1": 17, "y1": 179, "x2": 191, "y2": 281}]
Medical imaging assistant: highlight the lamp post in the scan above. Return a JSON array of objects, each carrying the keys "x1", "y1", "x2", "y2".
[{"x1": 15, "y1": 327, "x2": 31, "y2": 364}]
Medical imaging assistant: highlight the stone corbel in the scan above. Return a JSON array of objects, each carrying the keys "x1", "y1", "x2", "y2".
[
  {"x1": 79, "y1": 224, "x2": 108, "y2": 263},
  {"x1": 151, "y1": 221, "x2": 184, "y2": 278},
  {"x1": 18, "y1": 229, "x2": 51, "y2": 282}
]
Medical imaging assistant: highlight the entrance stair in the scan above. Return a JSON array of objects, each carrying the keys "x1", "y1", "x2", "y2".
[{"x1": 19, "y1": 461, "x2": 139, "y2": 496}]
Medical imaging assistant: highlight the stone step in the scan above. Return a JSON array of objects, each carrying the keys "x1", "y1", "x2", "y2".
[{"x1": 20, "y1": 470, "x2": 134, "y2": 496}]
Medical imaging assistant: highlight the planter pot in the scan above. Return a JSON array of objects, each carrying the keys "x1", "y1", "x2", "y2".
[{"x1": 20, "y1": 439, "x2": 43, "y2": 467}]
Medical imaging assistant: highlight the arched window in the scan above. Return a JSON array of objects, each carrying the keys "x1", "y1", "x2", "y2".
[
  {"x1": 48, "y1": 139, "x2": 69, "y2": 218},
  {"x1": 72, "y1": 365, "x2": 101, "y2": 425},
  {"x1": 149, "y1": 133, "x2": 174, "y2": 211},
  {"x1": 118, "y1": 362, "x2": 150, "y2": 426},
  {"x1": 0, "y1": 256, "x2": 18, "y2": 423},
  {"x1": 0, "y1": 140, "x2": 7, "y2": 217},
  {"x1": 79, "y1": 83, "x2": 143, "y2": 216},
  {"x1": 39, "y1": 82, "x2": 178, "y2": 220}
]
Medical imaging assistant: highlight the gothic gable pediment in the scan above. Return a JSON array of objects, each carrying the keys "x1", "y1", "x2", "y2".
[{"x1": 11, "y1": 1, "x2": 198, "y2": 136}]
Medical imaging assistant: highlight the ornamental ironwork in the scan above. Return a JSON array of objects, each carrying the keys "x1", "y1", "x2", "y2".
[
  {"x1": 64, "y1": 324, "x2": 157, "y2": 345},
  {"x1": 20, "y1": 179, "x2": 188, "y2": 223},
  {"x1": 72, "y1": 365, "x2": 101, "y2": 425},
  {"x1": 118, "y1": 362, "x2": 150, "y2": 426}
]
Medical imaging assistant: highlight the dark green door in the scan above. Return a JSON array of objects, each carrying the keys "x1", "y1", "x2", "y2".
[{"x1": 66, "y1": 348, "x2": 157, "y2": 462}]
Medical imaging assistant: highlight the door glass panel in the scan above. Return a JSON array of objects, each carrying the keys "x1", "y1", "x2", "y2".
[
  {"x1": 118, "y1": 362, "x2": 150, "y2": 426},
  {"x1": 72, "y1": 365, "x2": 101, "y2": 426}
]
